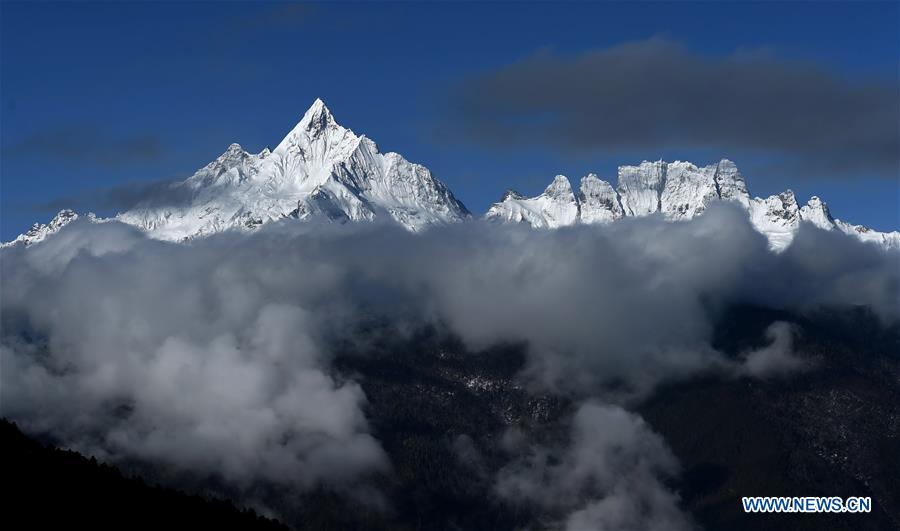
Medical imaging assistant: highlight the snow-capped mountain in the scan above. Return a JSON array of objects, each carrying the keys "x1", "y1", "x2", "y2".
[
  {"x1": 114, "y1": 99, "x2": 470, "y2": 240},
  {"x1": 487, "y1": 176, "x2": 581, "y2": 229},
  {"x1": 487, "y1": 159, "x2": 899, "y2": 251},
  {"x1": 1, "y1": 209, "x2": 83, "y2": 248},
  {"x1": 4, "y1": 102, "x2": 897, "y2": 252}
]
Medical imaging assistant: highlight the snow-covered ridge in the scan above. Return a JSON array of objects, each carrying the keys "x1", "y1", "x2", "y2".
[
  {"x1": 114, "y1": 98, "x2": 470, "y2": 241},
  {"x1": 2, "y1": 209, "x2": 83, "y2": 248},
  {"x1": 4, "y1": 100, "x2": 898, "y2": 251},
  {"x1": 487, "y1": 159, "x2": 899, "y2": 251}
]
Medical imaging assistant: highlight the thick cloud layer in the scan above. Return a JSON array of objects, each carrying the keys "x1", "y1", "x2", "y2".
[
  {"x1": 1, "y1": 204, "x2": 897, "y2": 523},
  {"x1": 444, "y1": 38, "x2": 899, "y2": 178},
  {"x1": 1, "y1": 221, "x2": 389, "y2": 491}
]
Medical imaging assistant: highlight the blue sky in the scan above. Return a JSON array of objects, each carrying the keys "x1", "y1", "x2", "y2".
[{"x1": 2, "y1": 1, "x2": 898, "y2": 240}]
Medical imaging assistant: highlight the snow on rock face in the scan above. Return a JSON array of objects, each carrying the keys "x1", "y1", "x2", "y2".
[
  {"x1": 713, "y1": 159, "x2": 751, "y2": 209},
  {"x1": 489, "y1": 159, "x2": 755, "y2": 231},
  {"x1": 116, "y1": 143, "x2": 273, "y2": 240},
  {"x1": 486, "y1": 160, "x2": 897, "y2": 252},
  {"x1": 748, "y1": 191, "x2": 801, "y2": 251},
  {"x1": 578, "y1": 174, "x2": 623, "y2": 224},
  {"x1": 660, "y1": 162, "x2": 719, "y2": 220},
  {"x1": 116, "y1": 99, "x2": 469, "y2": 240},
  {"x1": 5, "y1": 101, "x2": 897, "y2": 253},
  {"x1": 2, "y1": 209, "x2": 81, "y2": 248},
  {"x1": 488, "y1": 159, "x2": 751, "y2": 228},
  {"x1": 486, "y1": 175, "x2": 579, "y2": 229},
  {"x1": 798, "y1": 196, "x2": 835, "y2": 230},
  {"x1": 617, "y1": 161, "x2": 667, "y2": 217},
  {"x1": 797, "y1": 196, "x2": 899, "y2": 251},
  {"x1": 835, "y1": 220, "x2": 900, "y2": 250}
]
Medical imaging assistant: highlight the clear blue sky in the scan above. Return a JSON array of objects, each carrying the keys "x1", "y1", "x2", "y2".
[{"x1": 2, "y1": 1, "x2": 898, "y2": 240}]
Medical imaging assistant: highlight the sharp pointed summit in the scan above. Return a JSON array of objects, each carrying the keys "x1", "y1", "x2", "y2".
[
  {"x1": 309, "y1": 97, "x2": 328, "y2": 113},
  {"x1": 110, "y1": 99, "x2": 469, "y2": 240},
  {"x1": 295, "y1": 97, "x2": 336, "y2": 135}
]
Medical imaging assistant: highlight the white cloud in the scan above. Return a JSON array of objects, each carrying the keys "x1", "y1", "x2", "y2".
[
  {"x1": 739, "y1": 321, "x2": 807, "y2": 378},
  {"x1": 496, "y1": 402, "x2": 694, "y2": 531}
]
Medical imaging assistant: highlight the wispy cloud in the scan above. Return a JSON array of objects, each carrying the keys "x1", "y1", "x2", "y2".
[
  {"x1": 739, "y1": 321, "x2": 808, "y2": 378},
  {"x1": 442, "y1": 38, "x2": 899, "y2": 179},
  {"x1": 37, "y1": 177, "x2": 193, "y2": 214},
  {"x1": 496, "y1": 402, "x2": 692, "y2": 531},
  {"x1": 6, "y1": 125, "x2": 163, "y2": 168}
]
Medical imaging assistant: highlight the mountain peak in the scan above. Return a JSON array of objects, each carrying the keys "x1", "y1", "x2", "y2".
[
  {"x1": 201, "y1": 143, "x2": 250, "y2": 172},
  {"x1": 486, "y1": 175, "x2": 578, "y2": 228},
  {"x1": 1, "y1": 209, "x2": 80, "y2": 248},
  {"x1": 501, "y1": 189, "x2": 525, "y2": 201},
  {"x1": 581, "y1": 173, "x2": 601, "y2": 184},
  {"x1": 218, "y1": 143, "x2": 247, "y2": 161},
  {"x1": 299, "y1": 98, "x2": 336, "y2": 133},
  {"x1": 779, "y1": 189, "x2": 797, "y2": 205},
  {"x1": 267, "y1": 97, "x2": 360, "y2": 180},
  {"x1": 544, "y1": 175, "x2": 574, "y2": 198},
  {"x1": 109, "y1": 97, "x2": 469, "y2": 238},
  {"x1": 800, "y1": 195, "x2": 835, "y2": 230}
]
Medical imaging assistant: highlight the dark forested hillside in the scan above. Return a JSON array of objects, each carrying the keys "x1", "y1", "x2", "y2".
[
  {"x1": 641, "y1": 305, "x2": 900, "y2": 531},
  {"x1": 0, "y1": 419, "x2": 288, "y2": 531}
]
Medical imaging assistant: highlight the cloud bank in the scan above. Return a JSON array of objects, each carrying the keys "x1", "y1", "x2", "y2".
[
  {"x1": 2, "y1": 204, "x2": 897, "y2": 524},
  {"x1": 444, "y1": 38, "x2": 899, "y2": 178},
  {"x1": 1, "y1": 221, "x2": 388, "y2": 492}
]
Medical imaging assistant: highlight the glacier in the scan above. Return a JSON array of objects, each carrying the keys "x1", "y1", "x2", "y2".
[{"x1": 4, "y1": 99, "x2": 898, "y2": 251}]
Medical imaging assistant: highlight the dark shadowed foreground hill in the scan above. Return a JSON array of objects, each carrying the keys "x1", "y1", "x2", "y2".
[{"x1": 0, "y1": 419, "x2": 288, "y2": 531}]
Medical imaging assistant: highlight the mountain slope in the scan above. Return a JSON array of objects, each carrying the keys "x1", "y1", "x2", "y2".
[
  {"x1": 487, "y1": 159, "x2": 899, "y2": 251},
  {"x1": 115, "y1": 99, "x2": 470, "y2": 240}
]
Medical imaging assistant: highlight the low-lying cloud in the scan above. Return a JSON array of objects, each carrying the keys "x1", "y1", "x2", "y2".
[
  {"x1": 496, "y1": 402, "x2": 693, "y2": 531},
  {"x1": 739, "y1": 321, "x2": 807, "y2": 378},
  {"x1": 1, "y1": 221, "x2": 389, "y2": 492},
  {"x1": 1, "y1": 203, "x2": 897, "y2": 524},
  {"x1": 444, "y1": 38, "x2": 899, "y2": 178}
]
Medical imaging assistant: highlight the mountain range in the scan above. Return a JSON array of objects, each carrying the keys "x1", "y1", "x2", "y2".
[{"x1": 4, "y1": 99, "x2": 898, "y2": 251}]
